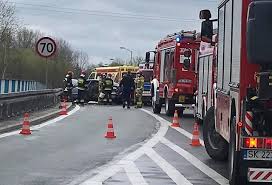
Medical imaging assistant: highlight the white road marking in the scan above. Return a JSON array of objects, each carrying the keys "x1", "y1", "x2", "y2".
[
  {"x1": 79, "y1": 110, "x2": 169, "y2": 185},
  {"x1": 0, "y1": 105, "x2": 80, "y2": 139},
  {"x1": 146, "y1": 148, "x2": 193, "y2": 185},
  {"x1": 79, "y1": 108, "x2": 227, "y2": 185},
  {"x1": 123, "y1": 161, "x2": 148, "y2": 185},
  {"x1": 161, "y1": 137, "x2": 229, "y2": 185}
]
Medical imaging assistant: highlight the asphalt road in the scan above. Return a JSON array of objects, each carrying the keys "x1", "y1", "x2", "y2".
[
  {"x1": 0, "y1": 105, "x2": 157, "y2": 185},
  {"x1": 0, "y1": 105, "x2": 229, "y2": 185}
]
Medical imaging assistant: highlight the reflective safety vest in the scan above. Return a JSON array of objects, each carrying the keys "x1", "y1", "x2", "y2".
[
  {"x1": 135, "y1": 76, "x2": 144, "y2": 89},
  {"x1": 103, "y1": 78, "x2": 113, "y2": 91},
  {"x1": 77, "y1": 76, "x2": 86, "y2": 90}
]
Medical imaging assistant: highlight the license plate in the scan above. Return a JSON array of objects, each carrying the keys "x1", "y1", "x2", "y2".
[
  {"x1": 244, "y1": 150, "x2": 272, "y2": 160},
  {"x1": 179, "y1": 96, "x2": 185, "y2": 103}
]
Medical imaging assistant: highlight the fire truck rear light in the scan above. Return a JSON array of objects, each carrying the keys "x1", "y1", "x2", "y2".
[
  {"x1": 265, "y1": 139, "x2": 272, "y2": 149},
  {"x1": 244, "y1": 138, "x2": 251, "y2": 148},
  {"x1": 177, "y1": 43, "x2": 181, "y2": 47},
  {"x1": 243, "y1": 137, "x2": 272, "y2": 149},
  {"x1": 174, "y1": 88, "x2": 179, "y2": 92}
]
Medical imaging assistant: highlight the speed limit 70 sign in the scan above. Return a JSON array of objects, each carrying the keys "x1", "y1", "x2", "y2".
[{"x1": 36, "y1": 37, "x2": 57, "y2": 58}]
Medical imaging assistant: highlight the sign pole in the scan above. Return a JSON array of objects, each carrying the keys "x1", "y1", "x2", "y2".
[
  {"x1": 45, "y1": 58, "x2": 48, "y2": 88},
  {"x1": 35, "y1": 37, "x2": 57, "y2": 89}
]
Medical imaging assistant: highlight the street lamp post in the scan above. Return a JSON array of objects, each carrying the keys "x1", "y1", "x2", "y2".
[{"x1": 120, "y1": 47, "x2": 133, "y2": 65}]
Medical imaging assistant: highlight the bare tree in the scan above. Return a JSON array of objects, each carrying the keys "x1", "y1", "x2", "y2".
[{"x1": 0, "y1": 0, "x2": 18, "y2": 78}]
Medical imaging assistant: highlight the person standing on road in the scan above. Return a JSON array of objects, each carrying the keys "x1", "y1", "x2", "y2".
[
  {"x1": 134, "y1": 71, "x2": 145, "y2": 108},
  {"x1": 120, "y1": 71, "x2": 134, "y2": 109},
  {"x1": 102, "y1": 74, "x2": 114, "y2": 105},
  {"x1": 77, "y1": 71, "x2": 87, "y2": 105},
  {"x1": 63, "y1": 71, "x2": 74, "y2": 101}
]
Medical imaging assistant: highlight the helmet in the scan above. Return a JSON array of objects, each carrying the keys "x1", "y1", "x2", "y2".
[
  {"x1": 67, "y1": 71, "x2": 73, "y2": 76},
  {"x1": 80, "y1": 71, "x2": 86, "y2": 77}
]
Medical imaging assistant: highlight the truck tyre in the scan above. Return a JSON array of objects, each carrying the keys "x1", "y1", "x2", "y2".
[
  {"x1": 203, "y1": 107, "x2": 228, "y2": 161},
  {"x1": 229, "y1": 117, "x2": 246, "y2": 185},
  {"x1": 165, "y1": 95, "x2": 175, "y2": 116},
  {"x1": 152, "y1": 98, "x2": 161, "y2": 114}
]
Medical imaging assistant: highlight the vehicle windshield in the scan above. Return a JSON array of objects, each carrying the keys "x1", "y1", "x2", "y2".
[{"x1": 142, "y1": 71, "x2": 153, "y2": 82}]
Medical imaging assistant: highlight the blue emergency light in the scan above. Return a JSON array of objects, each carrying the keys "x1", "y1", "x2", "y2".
[
  {"x1": 176, "y1": 35, "x2": 183, "y2": 43},
  {"x1": 176, "y1": 36, "x2": 181, "y2": 42}
]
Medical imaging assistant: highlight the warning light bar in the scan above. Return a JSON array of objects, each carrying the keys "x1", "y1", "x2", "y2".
[{"x1": 242, "y1": 137, "x2": 272, "y2": 150}]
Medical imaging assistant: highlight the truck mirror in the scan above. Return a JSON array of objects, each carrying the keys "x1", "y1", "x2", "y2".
[
  {"x1": 199, "y1": 10, "x2": 211, "y2": 20},
  {"x1": 184, "y1": 50, "x2": 192, "y2": 57},
  {"x1": 201, "y1": 20, "x2": 213, "y2": 43},
  {"x1": 145, "y1": 52, "x2": 150, "y2": 63},
  {"x1": 183, "y1": 59, "x2": 190, "y2": 70}
]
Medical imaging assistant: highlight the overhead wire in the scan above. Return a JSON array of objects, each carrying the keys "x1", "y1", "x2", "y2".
[{"x1": 11, "y1": 1, "x2": 200, "y2": 22}]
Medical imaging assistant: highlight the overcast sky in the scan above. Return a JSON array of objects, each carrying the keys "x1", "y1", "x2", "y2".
[{"x1": 12, "y1": 0, "x2": 217, "y2": 64}]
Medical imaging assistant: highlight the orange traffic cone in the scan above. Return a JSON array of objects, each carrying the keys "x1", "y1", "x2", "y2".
[
  {"x1": 190, "y1": 122, "x2": 201, "y2": 146},
  {"x1": 20, "y1": 113, "x2": 31, "y2": 135},
  {"x1": 171, "y1": 110, "x2": 180, "y2": 127},
  {"x1": 59, "y1": 99, "x2": 68, "y2": 115},
  {"x1": 105, "y1": 117, "x2": 116, "y2": 139}
]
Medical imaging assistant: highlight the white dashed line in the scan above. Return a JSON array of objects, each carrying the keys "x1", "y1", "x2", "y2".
[
  {"x1": 161, "y1": 137, "x2": 229, "y2": 185},
  {"x1": 123, "y1": 161, "x2": 148, "y2": 185},
  {"x1": 146, "y1": 148, "x2": 193, "y2": 185}
]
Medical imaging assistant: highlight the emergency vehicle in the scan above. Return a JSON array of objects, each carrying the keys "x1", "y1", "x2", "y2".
[
  {"x1": 147, "y1": 31, "x2": 200, "y2": 116},
  {"x1": 138, "y1": 67, "x2": 153, "y2": 105},
  {"x1": 198, "y1": 1, "x2": 272, "y2": 184},
  {"x1": 89, "y1": 66, "x2": 138, "y2": 83}
]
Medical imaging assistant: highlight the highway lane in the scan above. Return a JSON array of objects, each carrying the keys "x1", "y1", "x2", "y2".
[
  {"x1": 0, "y1": 105, "x2": 229, "y2": 185},
  {"x1": 76, "y1": 107, "x2": 229, "y2": 185},
  {"x1": 0, "y1": 105, "x2": 158, "y2": 185}
]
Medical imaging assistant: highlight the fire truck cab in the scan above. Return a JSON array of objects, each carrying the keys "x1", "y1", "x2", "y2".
[
  {"x1": 198, "y1": 0, "x2": 272, "y2": 184},
  {"x1": 147, "y1": 31, "x2": 199, "y2": 116}
]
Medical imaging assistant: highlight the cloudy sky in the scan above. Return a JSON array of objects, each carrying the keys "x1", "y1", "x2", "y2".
[{"x1": 12, "y1": 0, "x2": 217, "y2": 64}]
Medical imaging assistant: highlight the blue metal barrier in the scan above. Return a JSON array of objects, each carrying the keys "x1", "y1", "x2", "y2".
[{"x1": 0, "y1": 79, "x2": 46, "y2": 94}]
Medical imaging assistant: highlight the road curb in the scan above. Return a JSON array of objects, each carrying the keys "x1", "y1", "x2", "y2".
[{"x1": 0, "y1": 103, "x2": 75, "y2": 134}]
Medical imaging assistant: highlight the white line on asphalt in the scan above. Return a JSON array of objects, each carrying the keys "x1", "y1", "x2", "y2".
[
  {"x1": 79, "y1": 110, "x2": 169, "y2": 185},
  {"x1": 123, "y1": 161, "x2": 148, "y2": 185},
  {"x1": 0, "y1": 105, "x2": 80, "y2": 139},
  {"x1": 161, "y1": 137, "x2": 229, "y2": 185},
  {"x1": 146, "y1": 148, "x2": 193, "y2": 185},
  {"x1": 141, "y1": 109, "x2": 205, "y2": 146}
]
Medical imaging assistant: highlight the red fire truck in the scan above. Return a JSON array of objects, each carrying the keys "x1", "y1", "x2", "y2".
[
  {"x1": 147, "y1": 31, "x2": 199, "y2": 116},
  {"x1": 198, "y1": 1, "x2": 272, "y2": 184}
]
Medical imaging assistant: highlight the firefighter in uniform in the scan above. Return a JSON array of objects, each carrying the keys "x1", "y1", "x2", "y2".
[
  {"x1": 63, "y1": 71, "x2": 73, "y2": 101},
  {"x1": 102, "y1": 74, "x2": 114, "y2": 105},
  {"x1": 98, "y1": 74, "x2": 106, "y2": 104},
  {"x1": 77, "y1": 71, "x2": 87, "y2": 105},
  {"x1": 134, "y1": 71, "x2": 145, "y2": 108}
]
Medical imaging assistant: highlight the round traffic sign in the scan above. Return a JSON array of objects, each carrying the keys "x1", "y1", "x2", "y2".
[{"x1": 36, "y1": 37, "x2": 57, "y2": 58}]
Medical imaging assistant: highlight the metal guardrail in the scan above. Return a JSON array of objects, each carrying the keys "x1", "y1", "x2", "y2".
[
  {"x1": 0, "y1": 79, "x2": 46, "y2": 94},
  {"x1": 0, "y1": 89, "x2": 63, "y2": 120}
]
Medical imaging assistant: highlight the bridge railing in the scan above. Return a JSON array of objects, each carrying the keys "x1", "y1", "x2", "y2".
[
  {"x1": 0, "y1": 88, "x2": 62, "y2": 121},
  {"x1": 0, "y1": 79, "x2": 46, "y2": 94}
]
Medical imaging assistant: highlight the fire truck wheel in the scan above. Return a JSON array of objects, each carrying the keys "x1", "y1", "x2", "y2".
[
  {"x1": 229, "y1": 117, "x2": 246, "y2": 185},
  {"x1": 165, "y1": 96, "x2": 175, "y2": 116},
  {"x1": 177, "y1": 109, "x2": 184, "y2": 117},
  {"x1": 152, "y1": 98, "x2": 161, "y2": 114},
  {"x1": 203, "y1": 107, "x2": 228, "y2": 161}
]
